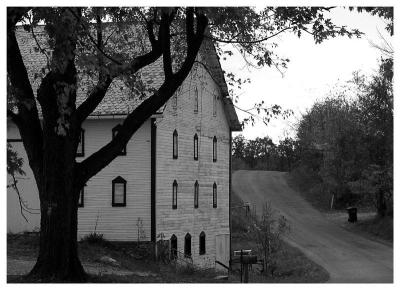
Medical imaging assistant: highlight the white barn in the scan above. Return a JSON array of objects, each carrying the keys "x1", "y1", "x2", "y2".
[{"x1": 7, "y1": 28, "x2": 241, "y2": 269}]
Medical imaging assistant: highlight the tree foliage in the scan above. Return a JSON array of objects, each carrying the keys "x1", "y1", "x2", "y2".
[
  {"x1": 6, "y1": 6, "x2": 363, "y2": 281},
  {"x1": 294, "y1": 58, "x2": 393, "y2": 215}
]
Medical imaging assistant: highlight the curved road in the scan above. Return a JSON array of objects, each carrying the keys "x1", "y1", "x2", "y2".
[{"x1": 233, "y1": 170, "x2": 393, "y2": 283}]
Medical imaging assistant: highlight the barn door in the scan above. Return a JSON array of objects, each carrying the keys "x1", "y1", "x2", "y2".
[{"x1": 215, "y1": 233, "x2": 230, "y2": 272}]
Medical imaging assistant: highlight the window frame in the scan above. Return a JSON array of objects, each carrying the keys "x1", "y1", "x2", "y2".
[
  {"x1": 213, "y1": 136, "x2": 217, "y2": 162},
  {"x1": 184, "y1": 233, "x2": 192, "y2": 258},
  {"x1": 112, "y1": 125, "x2": 126, "y2": 156},
  {"x1": 112, "y1": 176, "x2": 127, "y2": 207},
  {"x1": 170, "y1": 234, "x2": 178, "y2": 260},
  {"x1": 76, "y1": 129, "x2": 85, "y2": 157},
  {"x1": 173, "y1": 130, "x2": 178, "y2": 159},
  {"x1": 172, "y1": 180, "x2": 178, "y2": 209},
  {"x1": 194, "y1": 180, "x2": 199, "y2": 209},
  {"x1": 213, "y1": 94, "x2": 217, "y2": 117},
  {"x1": 78, "y1": 186, "x2": 84, "y2": 207},
  {"x1": 213, "y1": 182, "x2": 217, "y2": 208},
  {"x1": 194, "y1": 87, "x2": 199, "y2": 113},
  {"x1": 199, "y1": 231, "x2": 206, "y2": 255},
  {"x1": 194, "y1": 133, "x2": 199, "y2": 160}
]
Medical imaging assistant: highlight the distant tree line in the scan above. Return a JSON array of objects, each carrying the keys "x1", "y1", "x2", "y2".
[{"x1": 232, "y1": 135, "x2": 299, "y2": 172}]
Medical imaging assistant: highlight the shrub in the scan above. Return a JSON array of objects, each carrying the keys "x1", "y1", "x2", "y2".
[{"x1": 81, "y1": 232, "x2": 106, "y2": 245}]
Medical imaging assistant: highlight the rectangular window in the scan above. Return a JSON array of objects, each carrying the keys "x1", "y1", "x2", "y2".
[
  {"x1": 172, "y1": 180, "x2": 178, "y2": 209},
  {"x1": 213, "y1": 136, "x2": 217, "y2": 162},
  {"x1": 76, "y1": 129, "x2": 85, "y2": 157},
  {"x1": 173, "y1": 130, "x2": 178, "y2": 159},
  {"x1": 194, "y1": 134, "x2": 198, "y2": 160},
  {"x1": 194, "y1": 87, "x2": 199, "y2": 113},
  {"x1": 194, "y1": 181, "x2": 199, "y2": 208},
  {"x1": 78, "y1": 187, "x2": 84, "y2": 207},
  {"x1": 213, "y1": 182, "x2": 217, "y2": 208},
  {"x1": 213, "y1": 94, "x2": 217, "y2": 116},
  {"x1": 112, "y1": 125, "x2": 126, "y2": 156}
]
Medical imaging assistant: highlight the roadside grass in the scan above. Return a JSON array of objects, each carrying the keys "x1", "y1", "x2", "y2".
[
  {"x1": 230, "y1": 190, "x2": 329, "y2": 283},
  {"x1": 286, "y1": 170, "x2": 393, "y2": 243}
]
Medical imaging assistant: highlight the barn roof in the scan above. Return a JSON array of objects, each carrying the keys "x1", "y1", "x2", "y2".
[{"x1": 15, "y1": 26, "x2": 241, "y2": 131}]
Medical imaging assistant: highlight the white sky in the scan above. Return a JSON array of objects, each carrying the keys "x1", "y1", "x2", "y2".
[{"x1": 220, "y1": 7, "x2": 392, "y2": 143}]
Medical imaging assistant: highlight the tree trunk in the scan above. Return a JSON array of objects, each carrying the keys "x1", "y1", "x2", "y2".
[{"x1": 28, "y1": 119, "x2": 86, "y2": 282}]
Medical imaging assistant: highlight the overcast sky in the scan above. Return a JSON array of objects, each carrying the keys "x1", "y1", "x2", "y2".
[{"x1": 220, "y1": 7, "x2": 391, "y2": 143}]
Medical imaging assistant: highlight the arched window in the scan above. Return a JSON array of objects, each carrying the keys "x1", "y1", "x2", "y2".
[
  {"x1": 213, "y1": 136, "x2": 217, "y2": 162},
  {"x1": 194, "y1": 134, "x2": 199, "y2": 160},
  {"x1": 184, "y1": 233, "x2": 192, "y2": 257},
  {"x1": 173, "y1": 130, "x2": 178, "y2": 159},
  {"x1": 112, "y1": 124, "x2": 126, "y2": 155},
  {"x1": 170, "y1": 234, "x2": 177, "y2": 260},
  {"x1": 194, "y1": 181, "x2": 199, "y2": 208},
  {"x1": 112, "y1": 176, "x2": 127, "y2": 206},
  {"x1": 199, "y1": 232, "x2": 206, "y2": 255},
  {"x1": 172, "y1": 180, "x2": 178, "y2": 209},
  {"x1": 194, "y1": 87, "x2": 199, "y2": 113},
  {"x1": 213, "y1": 182, "x2": 217, "y2": 208},
  {"x1": 76, "y1": 128, "x2": 85, "y2": 157}
]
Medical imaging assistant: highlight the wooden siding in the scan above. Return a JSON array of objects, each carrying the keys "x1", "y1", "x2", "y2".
[
  {"x1": 7, "y1": 119, "x2": 152, "y2": 241},
  {"x1": 155, "y1": 59, "x2": 231, "y2": 268}
]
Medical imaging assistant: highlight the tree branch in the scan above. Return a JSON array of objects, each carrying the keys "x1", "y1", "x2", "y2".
[
  {"x1": 7, "y1": 16, "x2": 43, "y2": 186},
  {"x1": 76, "y1": 11, "x2": 208, "y2": 186}
]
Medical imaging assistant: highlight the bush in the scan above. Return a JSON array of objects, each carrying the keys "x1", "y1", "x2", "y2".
[{"x1": 81, "y1": 232, "x2": 106, "y2": 245}]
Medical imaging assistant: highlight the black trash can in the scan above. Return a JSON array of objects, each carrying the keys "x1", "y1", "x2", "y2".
[{"x1": 347, "y1": 207, "x2": 357, "y2": 223}]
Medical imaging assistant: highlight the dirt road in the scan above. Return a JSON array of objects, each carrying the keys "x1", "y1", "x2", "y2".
[{"x1": 232, "y1": 170, "x2": 393, "y2": 283}]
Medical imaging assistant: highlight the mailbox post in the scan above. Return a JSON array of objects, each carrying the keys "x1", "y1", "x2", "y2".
[{"x1": 235, "y1": 249, "x2": 257, "y2": 283}]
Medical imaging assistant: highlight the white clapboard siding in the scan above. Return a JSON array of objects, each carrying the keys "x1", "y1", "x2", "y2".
[
  {"x1": 77, "y1": 119, "x2": 151, "y2": 241},
  {"x1": 7, "y1": 123, "x2": 41, "y2": 233},
  {"x1": 155, "y1": 60, "x2": 230, "y2": 268},
  {"x1": 7, "y1": 119, "x2": 152, "y2": 242}
]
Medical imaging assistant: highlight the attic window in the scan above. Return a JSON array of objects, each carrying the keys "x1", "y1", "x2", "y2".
[
  {"x1": 172, "y1": 93, "x2": 178, "y2": 110},
  {"x1": 76, "y1": 129, "x2": 85, "y2": 157},
  {"x1": 199, "y1": 232, "x2": 206, "y2": 255},
  {"x1": 172, "y1": 180, "x2": 178, "y2": 209},
  {"x1": 194, "y1": 181, "x2": 199, "y2": 208},
  {"x1": 173, "y1": 130, "x2": 178, "y2": 159},
  {"x1": 78, "y1": 186, "x2": 84, "y2": 207},
  {"x1": 184, "y1": 233, "x2": 192, "y2": 257},
  {"x1": 213, "y1": 94, "x2": 217, "y2": 116},
  {"x1": 213, "y1": 136, "x2": 217, "y2": 162},
  {"x1": 194, "y1": 87, "x2": 199, "y2": 113},
  {"x1": 213, "y1": 182, "x2": 217, "y2": 208},
  {"x1": 112, "y1": 125, "x2": 126, "y2": 156},
  {"x1": 112, "y1": 176, "x2": 126, "y2": 207},
  {"x1": 194, "y1": 134, "x2": 199, "y2": 160}
]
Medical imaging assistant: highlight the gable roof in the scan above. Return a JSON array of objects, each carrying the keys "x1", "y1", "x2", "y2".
[{"x1": 15, "y1": 26, "x2": 241, "y2": 131}]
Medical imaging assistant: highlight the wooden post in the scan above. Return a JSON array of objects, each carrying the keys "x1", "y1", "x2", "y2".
[{"x1": 243, "y1": 264, "x2": 249, "y2": 283}]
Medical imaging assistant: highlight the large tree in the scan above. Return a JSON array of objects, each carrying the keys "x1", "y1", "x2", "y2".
[{"x1": 7, "y1": 7, "x2": 361, "y2": 281}]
